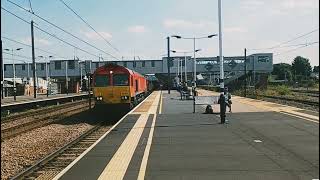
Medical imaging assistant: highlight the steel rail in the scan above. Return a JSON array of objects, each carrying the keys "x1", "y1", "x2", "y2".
[{"x1": 10, "y1": 124, "x2": 105, "y2": 180}]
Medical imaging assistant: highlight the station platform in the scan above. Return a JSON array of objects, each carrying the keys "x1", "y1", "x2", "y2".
[
  {"x1": 1, "y1": 93, "x2": 88, "y2": 107},
  {"x1": 53, "y1": 90, "x2": 319, "y2": 180}
]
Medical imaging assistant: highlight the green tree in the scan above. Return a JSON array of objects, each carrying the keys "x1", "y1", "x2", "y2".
[
  {"x1": 313, "y1": 66, "x2": 319, "y2": 73},
  {"x1": 291, "y1": 56, "x2": 312, "y2": 80},
  {"x1": 272, "y1": 63, "x2": 293, "y2": 81}
]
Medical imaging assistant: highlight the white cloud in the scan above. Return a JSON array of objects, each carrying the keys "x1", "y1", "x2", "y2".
[
  {"x1": 127, "y1": 25, "x2": 147, "y2": 33},
  {"x1": 224, "y1": 27, "x2": 248, "y2": 33},
  {"x1": 163, "y1": 19, "x2": 215, "y2": 29},
  {"x1": 81, "y1": 31, "x2": 112, "y2": 40},
  {"x1": 21, "y1": 37, "x2": 51, "y2": 46},
  {"x1": 280, "y1": 0, "x2": 317, "y2": 9},
  {"x1": 240, "y1": 0, "x2": 265, "y2": 10},
  {"x1": 241, "y1": 0, "x2": 318, "y2": 14}
]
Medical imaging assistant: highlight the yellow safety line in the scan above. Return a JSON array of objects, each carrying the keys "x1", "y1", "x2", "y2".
[
  {"x1": 98, "y1": 114, "x2": 149, "y2": 180},
  {"x1": 97, "y1": 91, "x2": 161, "y2": 180},
  {"x1": 137, "y1": 92, "x2": 161, "y2": 179},
  {"x1": 52, "y1": 92, "x2": 155, "y2": 180},
  {"x1": 159, "y1": 91, "x2": 163, "y2": 114}
]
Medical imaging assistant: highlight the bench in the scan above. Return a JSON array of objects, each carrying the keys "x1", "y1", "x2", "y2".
[
  {"x1": 181, "y1": 90, "x2": 192, "y2": 100},
  {"x1": 193, "y1": 95, "x2": 220, "y2": 113}
]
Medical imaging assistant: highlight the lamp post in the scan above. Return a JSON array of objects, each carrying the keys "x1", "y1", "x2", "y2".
[
  {"x1": 66, "y1": 60, "x2": 68, "y2": 94},
  {"x1": 1, "y1": 40, "x2": 3, "y2": 99},
  {"x1": 27, "y1": 62, "x2": 30, "y2": 81},
  {"x1": 171, "y1": 34, "x2": 217, "y2": 88},
  {"x1": 166, "y1": 36, "x2": 171, "y2": 94},
  {"x1": 177, "y1": 57, "x2": 179, "y2": 80},
  {"x1": 244, "y1": 48, "x2": 247, "y2": 97},
  {"x1": 15, "y1": 59, "x2": 29, "y2": 88},
  {"x1": 218, "y1": 0, "x2": 226, "y2": 124},
  {"x1": 4, "y1": 47, "x2": 23, "y2": 101},
  {"x1": 47, "y1": 56, "x2": 53, "y2": 96},
  {"x1": 171, "y1": 49, "x2": 201, "y2": 85},
  {"x1": 184, "y1": 54, "x2": 187, "y2": 83},
  {"x1": 79, "y1": 61, "x2": 83, "y2": 92},
  {"x1": 78, "y1": 60, "x2": 87, "y2": 93}
]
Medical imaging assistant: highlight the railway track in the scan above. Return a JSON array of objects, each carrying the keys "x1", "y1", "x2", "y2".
[
  {"x1": 259, "y1": 95, "x2": 319, "y2": 107},
  {"x1": 4, "y1": 92, "x2": 148, "y2": 180},
  {"x1": 292, "y1": 91, "x2": 319, "y2": 98},
  {"x1": 11, "y1": 124, "x2": 111, "y2": 180},
  {"x1": 291, "y1": 89, "x2": 319, "y2": 94},
  {"x1": 1, "y1": 100, "x2": 91, "y2": 140},
  {"x1": 1, "y1": 99, "x2": 90, "y2": 123}
]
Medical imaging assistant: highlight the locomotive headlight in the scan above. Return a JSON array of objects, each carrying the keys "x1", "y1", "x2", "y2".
[
  {"x1": 96, "y1": 96, "x2": 103, "y2": 101},
  {"x1": 121, "y1": 96, "x2": 129, "y2": 100}
]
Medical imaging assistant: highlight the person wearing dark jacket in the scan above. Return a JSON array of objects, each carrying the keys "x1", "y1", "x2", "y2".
[{"x1": 224, "y1": 87, "x2": 232, "y2": 112}]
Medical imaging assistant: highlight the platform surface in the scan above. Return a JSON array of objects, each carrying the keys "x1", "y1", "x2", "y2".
[
  {"x1": 1, "y1": 93, "x2": 88, "y2": 106},
  {"x1": 54, "y1": 90, "x2": 319, "y2": 180}
]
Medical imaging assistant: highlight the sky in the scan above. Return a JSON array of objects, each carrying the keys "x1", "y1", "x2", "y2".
[{"x1": 1, "y1": 0, "x2": 319, "y2": 67}]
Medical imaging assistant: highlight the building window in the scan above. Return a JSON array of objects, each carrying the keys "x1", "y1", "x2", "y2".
[
  {"x1": 151, "y1": 61, "x2": 155, "y2": 67},
  {"x1": 22, "y1": 64, "x2": 26, "y2": 70},
  {"x1": 4, "y1": 65, "x2": 7, "y2": 71},
  {"x1": 68, "y1": 60, "x2": 75, "y2": 69},
  {"x1": 55, "y1": 61, "x2": 61, "y2": 70},
  {"x1": 41, "y1": 64, "x2": 45, "y2": 70},
  {"x1": 123, "y1": 62, "x2": 127, "y2": 67},
  {"x1": 142, "y1": 61, "x2": 145, "y2": 67}
]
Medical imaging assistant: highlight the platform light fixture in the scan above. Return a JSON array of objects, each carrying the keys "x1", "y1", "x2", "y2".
[
  {"x1": 171, "y1": 49, "x2": 201, "y2": 83},
  {"x1": 171, "y1": 34, "x2": 217, "y2": 89},
  {"x1": 4, "y1": 47, "x2": 23, "y2": 101}
]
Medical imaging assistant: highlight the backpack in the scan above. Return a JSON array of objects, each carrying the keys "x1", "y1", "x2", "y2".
[{"x1": 205, "y1": 105, "x2": 213, "y2": 114}]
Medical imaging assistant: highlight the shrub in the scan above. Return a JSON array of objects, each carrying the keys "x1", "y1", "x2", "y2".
[{"x1": 276, "y1": 85, "x2": 291, "y2": 96}]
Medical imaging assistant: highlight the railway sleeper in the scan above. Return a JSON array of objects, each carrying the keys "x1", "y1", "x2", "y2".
[
  {"x1": 77, "y1": 141, "x2": 95, "y2": 145},
  {"x1": 65, "y1": 148, "x2": 87, "y2": 152},
  {"x1": 46, "y1": 162, "x2": 72, "y2": 166},
  {"x1": 59, "y1": 151, "x2": 82, "y2": 155},
  {"x1": 84, "y1": 137, "x2": 101, "y2": 140},
  {"x1": 41, "y1": 167, "x2": 64, "y2": 172},
  {"x1": 55, "y1": 156, "x2": 79, "y2": 161},
  {"x1": 80, "y1": 140, "x2": 97, "y2": 143},
  {"x1": 71, "y1": 144, "x2": 90, "y2": 149},
  {"x1": 31, "y1": 172, "x2": 57, "y2": 180},
  {"x1": 56, "y1": 153, "x2": 80, "y2": 157}
]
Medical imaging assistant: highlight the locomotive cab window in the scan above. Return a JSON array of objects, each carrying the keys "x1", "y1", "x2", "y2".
[
  {"x1": 94, "y1": 75, "x2": 109, "y2": 87},
  {"x1": 113, "y1": 74, "x2": 129, "y2": 86}
]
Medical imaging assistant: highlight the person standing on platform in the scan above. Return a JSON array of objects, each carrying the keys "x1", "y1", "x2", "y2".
[{"x1": 224, "y1": 87, "x2": 232, "y2": 113}]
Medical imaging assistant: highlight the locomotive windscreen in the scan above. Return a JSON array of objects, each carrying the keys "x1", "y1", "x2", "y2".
[
  {"x1": 113, "y1": 74, "x2": 129, "y2": 86},
  {"x1": 95, "y1": 75, "x2": 110, "y2": 87}
]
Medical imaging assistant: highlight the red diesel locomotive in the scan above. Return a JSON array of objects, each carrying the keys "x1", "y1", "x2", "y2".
[{"x1": 92, "y1": 63, "x2": 148, "y2": 109}]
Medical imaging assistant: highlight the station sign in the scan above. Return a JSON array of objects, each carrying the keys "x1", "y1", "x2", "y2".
[{"x1": 258, "y1": 56, "x2": 270, "y2": 63}]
